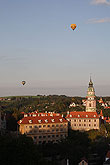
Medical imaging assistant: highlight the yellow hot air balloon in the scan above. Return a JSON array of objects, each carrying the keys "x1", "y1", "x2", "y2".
[
  {"x1": 22, "y1": 81, "x2": 26, "y2": 85},
  {"x1": 71, "y1": 24, "x2": 77, "y2": 31}
]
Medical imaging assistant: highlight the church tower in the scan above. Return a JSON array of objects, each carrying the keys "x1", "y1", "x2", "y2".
[{"x1": 86, "y1": 78, "x2": 96, "y2": 112}]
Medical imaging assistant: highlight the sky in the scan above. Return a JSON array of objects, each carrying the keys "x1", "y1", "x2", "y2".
[{"x1": 0, "y1": 0, "x2": 110, "y2": 96}]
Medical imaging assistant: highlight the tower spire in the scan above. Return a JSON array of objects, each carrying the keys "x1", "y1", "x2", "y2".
[{"x1": 89, "y1": 75, "x2": 93, "y2": 87}]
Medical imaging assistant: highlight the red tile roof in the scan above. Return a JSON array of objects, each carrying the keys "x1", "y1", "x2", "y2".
[
  {"x1": 66, "y1": 111, "x2": 99, "y2": 119},
  {"x1": 18, "y1": 113, "x2": 67, "y2": 125}
]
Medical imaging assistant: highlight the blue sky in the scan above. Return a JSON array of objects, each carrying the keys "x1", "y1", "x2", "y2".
[{"x1": 0, "y1": 0, "x2": 110, "y2": 96}]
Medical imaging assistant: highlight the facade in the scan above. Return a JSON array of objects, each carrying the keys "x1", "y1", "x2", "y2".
[
  {"x1": 18, "y1": 112, "x2": 68, "y2": 144},
  {"x1": 66, "y1": 78, "x2": 100, "y2": 131},
  {"x1": 66, "y1": 111, "x2": 99, "y2": 131}
]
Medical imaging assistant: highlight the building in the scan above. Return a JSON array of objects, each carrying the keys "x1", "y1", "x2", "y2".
[
  {"x1": 66, "y1": 111, "x2": 99, "y2": 131},
  {"x1": 66, "y1": 78, "x2": 100, "y2": 131},
  {"x1": 18, "y1": 112, "x2": 68, "y2": 144}
]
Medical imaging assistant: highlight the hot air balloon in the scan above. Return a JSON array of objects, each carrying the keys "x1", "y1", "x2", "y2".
[
  {"x1": 22, "y1": 81, "x2": 26, "y2": 85},
  {"x1": 71, "y1": 24, "x2": 77, "y2": 31}
]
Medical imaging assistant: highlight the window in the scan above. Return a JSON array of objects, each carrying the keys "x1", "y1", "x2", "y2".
[
  {"x1": 89, "y1": 124, "x2": 91, "y2": 127},
  {"x1": 60, "y1": 124, "x2": 63, "y2": 127},
  {"x1": 89, "y1": 120, "x2": 91, "y2": 122},
  {"x1": 34, "y1": 126, "x2": 37, "y2": 128},
  {"x1": 89, "y1": 103, "x2": 91, "y2": 107},
  {"x1": 39, "y1": 125, "x2": 41, "y2": 128},
  {"x1": 94, "y1": 124, "x2": 96, "y2": 127},
  {"x1": 56, "y1": 124, "x2": 59, "y2": 127},
  {"x1": 29, "y1": 126, "x2": 32, "y2": 128},
  {"x1": 56, "y1": 135, "x2": 59, "y2": 137},
  {"x1": 79, "y1": 124, "x2": 81, "y2": 126},
  {"x1": 47, "y1": 130, "x2": 50, "y2": 132},
  {"x1": 84, "y1": 124, "x2": 86, "y2": 126},
  {"x1": 60, "y1": 129, "x2": 63, "y2": 131},
  {"x1": 52, "y1": 125, "x2": 55, "y2": 127},
  {"x1": 79, "y1": 120, "x2": 81, "y2": 122},
  {"x1": 94, "y1": 120, "x2": 96, "y2": 122},
  {"x1": 43, "y1": 136, "x2": 46, "y2": 138},
  {"x1": 34, "y1": 136, "x2": 37, "y2": 139},
  {"x1": 48, "y1": 135, "x2": 50, "y2": 138},
  {"x1": 52, "y1": 129, "x2": 54, "y2": 132},
  {"x1": 84, "y1": 120, "x2": 86, "y2": 122},
  {"x1": 47, "y1": 125, "x2": 50, "y2": 127},
  {"x1": 39, "y1": 136, "x2": 42, "y2": 139},
  {"x1": 56, "y1": 129, "x2": 59, "y2": 131},
  {"x1": 74, "y1": 119, "x2": 76, "y2": 122},
  {"x1": 74, "y1": 124, "x2": 76, "y2": 126},
  {"x1": 52, "y1": 135, "x2": 55, "y2": 138},
  {"x1": 43, "y1": 125, "x2": 46, "y2": 127}
]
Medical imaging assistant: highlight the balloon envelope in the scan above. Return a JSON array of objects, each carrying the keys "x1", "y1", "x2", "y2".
[
  {"x1": 71, "y1": 24, "x2": 77, "y2": 30},
  {"x1": 22, "y1": 81, "x2": 26, "y2": 85}
]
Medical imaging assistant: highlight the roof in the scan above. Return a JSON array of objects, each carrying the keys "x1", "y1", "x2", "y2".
[
  {"x1": 18, "y1": 112, "x2": 67, "y2": 125},
  {"x1": 66, "y1": 111, "x2": 99, "y2": 119}
]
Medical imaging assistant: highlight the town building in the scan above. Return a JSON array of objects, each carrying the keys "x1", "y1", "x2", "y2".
[
  {"x1": 66, "y1": 78, "x2": 100, "y2": 131},
  {"x1": 18, "y1": 112, "x2": 68, "y2": 144}
]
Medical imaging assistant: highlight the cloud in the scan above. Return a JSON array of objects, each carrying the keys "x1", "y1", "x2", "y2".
[
  {"x1": 87, "y1": 18, "x2": 110, "y2": 23},
  {"x1": 91, "y1": 0, "x2": 110, "y2": 5}
]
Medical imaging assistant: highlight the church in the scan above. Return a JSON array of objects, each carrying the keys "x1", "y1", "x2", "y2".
[{"x1": 66, "y1": 78, "x2": 100, "y2": 131}]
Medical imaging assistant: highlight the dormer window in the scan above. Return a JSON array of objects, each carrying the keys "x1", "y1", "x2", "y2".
[
  {"x1": 51, "y1": 119, "x2": 55, "y2": 122},
  {"x1": 38, "y1": 120, "x2": 41, "y2": 123},
  {"x1": 41, "y1": 114, "x2": 45, "y2": 116},
  {"x1": 45, "y1": 119, "x2": 48, "y2": 123},
  {"x1": 78, "y1": 115, "x2": 80, "y2": 117},
  {"x1": 70, "y1": 115, "x2": 72, "y2": 117},
  {"x1": 94, "y1": 115, "x2": 96, "y2": 117},
  {"x1": 86, "y1": 115, "x2": 88, "y2": 117},
  {"x1": 20, "y1": 120, "x2": 22, "y2": 123},
  {"x1": 24, "y1": 114, "x2": 28, "y2": 117},
  {"x1": 33, "y1": 114, "x2": 36, "y2": 117},
  {"x1": 50, "y1": 114, "x2": 53, "y2": 117},
  {"x1": 29, "y1": 120, "x2": 32, "y2": 123},
  {"x1": 59, "y1": 119, "x2": 63, "y2": 122}
]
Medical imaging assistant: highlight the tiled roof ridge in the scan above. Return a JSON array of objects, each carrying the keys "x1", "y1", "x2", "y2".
[
  {"x1": 18, "y1": 114, "x2": 67, "y2": 124},
  {"x1": 66, "y1": 111, "x2": 99, "y2": 119}
]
